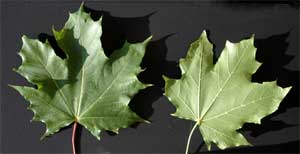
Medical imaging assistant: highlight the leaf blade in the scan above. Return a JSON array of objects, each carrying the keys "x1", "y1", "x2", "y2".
[
  {"x1": 164, "y1": 31, "x2": 214, "y2": 121},
  {"x1": 10, "y1": 85, "x2": 73, "y2": 139},
  {"x1": 164, "y1": 31, "x2": 291, "y2": 150},
  {"x1": 12, "y1": 5, "x2": 150, "y2": 141}
]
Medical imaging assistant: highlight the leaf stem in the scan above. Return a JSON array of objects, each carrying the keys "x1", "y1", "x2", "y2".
[
  {"x1": 185, "y1": 122, "x2": 199, "y2": 154},
  {"x1": 72, "y1": 122, "x2": 77, "y2": 154}
]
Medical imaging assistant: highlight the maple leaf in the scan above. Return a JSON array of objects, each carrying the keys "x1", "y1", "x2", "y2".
[
  {"x1": 10, "y1": 5, "x2": 151, "y2": 142},
  {"x1": 163, "y1": 31, "x2": 291, "y2": 152}
]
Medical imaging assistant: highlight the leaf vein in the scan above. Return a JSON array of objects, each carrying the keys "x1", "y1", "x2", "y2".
[
  {"x1": 80, "y1": 60, "x2": 128, "y2": 116},
  {"x1": 169, "y1": 88, "x2": 197, "y2": 119},
  {"x1": 203, "y1": 96, "x2": 273, "y2": 121},
  {"x1": 36, "y1": 55, "x2": 73, "y2": 116},
  {"x1": 200, "y1": 48, "x2": 248, "y2": 119},
  {"x1": 202, "y1": 124, "x2": 236, "y2": 142}
]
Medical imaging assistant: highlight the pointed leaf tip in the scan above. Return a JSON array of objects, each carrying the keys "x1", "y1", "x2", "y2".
[
  {"x1": 143, "y1": 119, "x2": 151, "y2": 124},
  {"x1": 98, "y1": 16, "x2": 103, "y2": 23},
  {"x1": 144, "y1": 83, "x2": 154, "y2": 88},
  {"x1": 7, "y1": 84, "x2": 16, "y2": 89},
  {"x1": 162, "y1": 75, "x2": 169, "y2": 81},
  {"x1": 79, "y1": 2, "x2": 85, "y2": 12},
  {"x1": 143, "y1": 35, "x2": 153, "y2": 45},
  {"x1": 251, "y1": 33, "x2": 255, "y2": 39},
  {"x1": 21, "y1": 35, "x2": 27, "y2": 41},
  {"x1": 201, "y1": 30, "x2": 208, "y2": 37}
]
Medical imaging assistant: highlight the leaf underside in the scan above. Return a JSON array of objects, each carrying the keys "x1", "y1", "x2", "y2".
[
  {"x1": 11, "y1": 5, "x2": 151, "y2": 140},
  {"x1": 163, "y1": 31, "x2": 291, "y2": 150}
]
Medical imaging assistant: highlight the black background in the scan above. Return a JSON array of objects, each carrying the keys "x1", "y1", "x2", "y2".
[{"x1": 1, "y1": 0, "x2": 299, "y2": 153}]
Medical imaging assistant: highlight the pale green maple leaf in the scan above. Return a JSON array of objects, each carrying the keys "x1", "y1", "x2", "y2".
[
  {"x1": 163, "y1": 31, "x2": 291, "y2": 152},
  {"x1": 10, "y1": 5, "x2": 151, "y2": 140}
]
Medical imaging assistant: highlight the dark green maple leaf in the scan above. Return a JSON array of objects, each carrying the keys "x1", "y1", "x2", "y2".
[
  {"x1": 10, "y1": 5, "x2": 151, "y2": 140},
  {"x1": 163, "y1": 31, "x2": 291, "y2": 152}
]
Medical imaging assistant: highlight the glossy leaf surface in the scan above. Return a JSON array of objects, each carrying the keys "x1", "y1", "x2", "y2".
[{"x1": 11, "y1": 5, "x2": 150, "y2": 140}]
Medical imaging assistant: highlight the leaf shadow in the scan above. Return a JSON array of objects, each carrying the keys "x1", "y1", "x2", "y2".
[
  {"x1": 38, "y1": 34, "x2": 66, "y2": 59},
  {"x1": 193, "y1": 140, "x2": 300, "y2": 153},
  {"x1": 208, "y1": 0, "x2": 299, "y2": 9},
  {"x1": 83, "y1": 6, "x2": 155, "y2": 57},
  {"x1": 83, "y1": 6, "x2": 155, "y2": 129},
  {"x1": 83, "y1": 5, "x2": 179, "y2": 128},
  {"x1": 38, "y1": 33, "x2": 68, "y2": 97},
  {"x1": 213, "y1": 140, "x2": 300, "y2": 153},
  {"x1": 38, "y1": 29, "x2": 88, "y2": 99},
  {"x1": 130, "y1": 33, "x2": 180, "y2": 123},
  {"x1": 242, "y1": 31, "x2": 299, "y2": 137}
]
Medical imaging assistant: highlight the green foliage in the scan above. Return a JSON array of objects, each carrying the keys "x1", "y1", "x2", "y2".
[
  {"x1": 11, "y1": 5, "x2": 151, "y2": 140},
  {"x1": 163, "y1": 31, "x2": 291, "y2": 150}
]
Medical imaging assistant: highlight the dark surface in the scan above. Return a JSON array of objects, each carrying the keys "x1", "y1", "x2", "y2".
[{"x1": 1, "y1": 0, "x2": 299, "y2": 153}]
